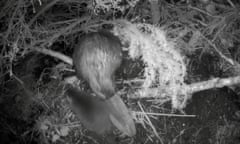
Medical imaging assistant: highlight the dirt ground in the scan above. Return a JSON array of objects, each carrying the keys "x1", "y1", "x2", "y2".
[{"x1": 0, "y1": 54, "x2": 240, "y2": 144}]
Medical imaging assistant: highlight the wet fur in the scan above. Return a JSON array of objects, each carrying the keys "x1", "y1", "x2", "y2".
[{"x1": 73, "y1": 31, "x2": 122, "y2": 99}]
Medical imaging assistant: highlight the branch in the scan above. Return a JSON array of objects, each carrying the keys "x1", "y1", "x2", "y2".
[
  {"x1": 186, "y1": 76, "x2": 240, "y2": 94},
  {"x1": 188, "y1": 5, "x2": 221, "y2": 18},
  {"x1": 129, "y1": 76, "x2": 240, "y2": 99},
  {"x1": 43, "y1": 17, "x2": 88, "y2": 46},
  {"x1": 133, "y1": 111, "x2": 196, "y2": 117},
  {"x1": 149, "y1": 0, "x2": 160, "y2": 24},
  {"x1": 202, "y1": 34, "x2": 235, "y2": 65},
  {"x1": 34, "y1": 47, "x2": 73, "y2": 65},
  {"x1": 28, "y1": 0, "x2": 61, "y2": 26},
  {"x1": 226, "y1": 0, "x2": 235, "y2": 8}
]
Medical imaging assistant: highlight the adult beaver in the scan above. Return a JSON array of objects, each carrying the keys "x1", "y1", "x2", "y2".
[{"x1": 73, "y1": 31, "x2": 122, "y2": 99}]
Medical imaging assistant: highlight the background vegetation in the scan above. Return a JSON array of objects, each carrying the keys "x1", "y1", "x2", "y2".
[{"x1": 0, "y1": 0, "x2": 240, "y2": 144}]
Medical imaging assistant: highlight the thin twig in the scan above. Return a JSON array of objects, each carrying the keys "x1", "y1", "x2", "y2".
[
  {"x1": 44, "y1": 17, "x2": 89, "y2": 46},
  {"x1": 226, "y1": 0, "x2": 235, "y2": 8},
  {"x1": 212, "y1": 23, "x2": 226, "y2": 41},
  {"x1": 1, "y1": 0, "x2": 22, "y2": 56},
  {"x1": 137, "y1": 102, "x2": 164, "y2": 144},
  {"x1": 149, "y1": 0, "x2": 160, "y2": 24},
  {"x1": 28, "y1": 0, "x2": 61, "y2": 26},
  {"x1": 133, "y1": 111, "x2": 196, "y2": 117},
  {"x1": 34, "y1": 47, "x2": 72, "y2": 65},
  {"x1": 188, "y1": 5, "x2": 222, "y2": 18},
  {"x1": 202, "y1": 34, "x2": 235, "y2": 65},
  {"x1": 12, "y1": 73, "x2": 24, "y2": 85}
]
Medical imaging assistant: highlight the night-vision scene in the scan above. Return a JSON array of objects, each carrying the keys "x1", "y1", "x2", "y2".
[{"x1": 0, "y1": 0, "x2": 240, "y2": 144}]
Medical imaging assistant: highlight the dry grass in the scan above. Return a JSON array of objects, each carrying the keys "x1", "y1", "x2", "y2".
[{"x1": 0, "y1": 0, "x2": 240, "y2": 143}]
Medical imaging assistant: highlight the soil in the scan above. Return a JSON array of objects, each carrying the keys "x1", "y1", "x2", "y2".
[{"x1": 0, "y1": 53, "x2": 240, "y2": 144}]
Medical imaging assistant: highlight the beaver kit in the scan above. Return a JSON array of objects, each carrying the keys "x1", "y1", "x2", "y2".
[
  {"x1": 73, "y1": 31, "x2": 122, "y2": 100},
  {"x1": 69, "y1": 31, "x2": 136, "y2": 137}
]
